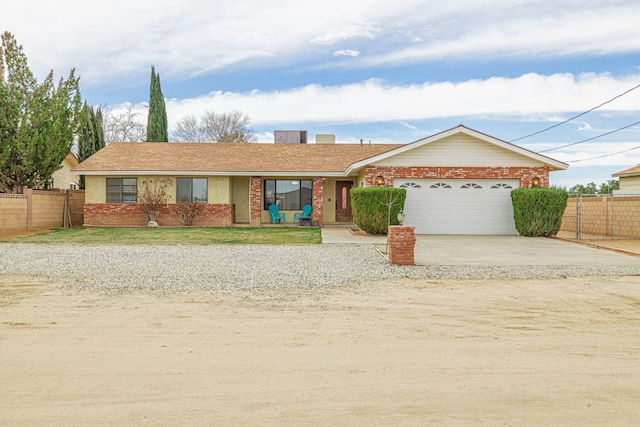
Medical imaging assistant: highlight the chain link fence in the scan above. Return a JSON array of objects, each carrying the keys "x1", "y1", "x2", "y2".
[{"x1": 560, "y1": 193, "x2": 640, "y2": 240}]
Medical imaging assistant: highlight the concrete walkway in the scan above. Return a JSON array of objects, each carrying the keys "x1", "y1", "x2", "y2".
[{"x1": 321, "y1": 225, "x2": 640, "y2": 266}]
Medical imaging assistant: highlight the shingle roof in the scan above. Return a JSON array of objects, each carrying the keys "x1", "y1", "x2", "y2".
[
  {"x1": 612, "y1": 165, "x2": 640, "y2": 177},
  {"x1": 74, "y1": 142, "x2": 400, "y2": 175}
]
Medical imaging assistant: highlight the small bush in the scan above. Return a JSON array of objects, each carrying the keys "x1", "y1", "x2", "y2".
[
  {"x1": 351, "y1": 187, "x2": 406, "y2": 235},
  {"x1": 177, "y1": 202, "x2": 203, "y2": 226},
  {"x1": 511, "y1": 187, "x2": 568, "y2": 237}
]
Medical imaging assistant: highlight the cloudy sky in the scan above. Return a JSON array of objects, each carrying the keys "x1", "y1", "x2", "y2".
[{"x1": 3, "y1": 0, "x2": 640, "y2": 187}]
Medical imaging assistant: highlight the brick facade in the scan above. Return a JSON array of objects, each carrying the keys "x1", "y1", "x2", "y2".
[
  {"x1": 250, "y1": 176, "x2": 262, "y2": 227},
  {"x1": 365, "y1": 166, "x2": 550, "y2": 189},
  {"x1": 84, "y1": 203, "x2": 234, "y2": 227},
  {"x1": 388, "y1": 226, "x2": 416, "y2": 265},
  {"x1": 313, "y1": 176, "x2": 324, "y2": 227}
]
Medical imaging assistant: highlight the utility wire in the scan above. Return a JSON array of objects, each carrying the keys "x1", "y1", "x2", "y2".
[
  {"x1": 538, "y1": 119, "x2": 640, "y2": 153},
  {"x1": 566, "y1": 144, "x2": 640, "y2": 163},
  {"x1": 508, "y1": 81, "x2": 640, "y2": 143}
]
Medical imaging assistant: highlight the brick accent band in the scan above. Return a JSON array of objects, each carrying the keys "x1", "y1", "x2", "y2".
[
  {"x1": 84, "y1": 203, "x2": 234, "y2": 227},
  {"x1": 365, "y1": 166, "x2": 550, "y2": 189}
]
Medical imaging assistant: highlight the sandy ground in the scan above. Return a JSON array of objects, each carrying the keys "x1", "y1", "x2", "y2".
[{"x1": 2, "y1": 274, "x2": 640, "y2": 426}]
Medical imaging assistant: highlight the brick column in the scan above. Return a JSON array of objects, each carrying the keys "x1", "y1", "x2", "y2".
[
  {"x1": 388, "y1": 226, "x2": 416, "y2": 265},
  {"x1": 313, "y1": 176, "x2": 324, "y2": 227},
  {"x1": 250, "y1": 176, "x2": 262, "y2": 227}
]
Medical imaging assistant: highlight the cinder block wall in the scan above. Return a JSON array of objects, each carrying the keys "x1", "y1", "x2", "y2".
[
  {"x1": 30, "y1": 190, "x2": 65, "y2": 229},
  {"x1": 561, "y1": 196, "x2": 640, "y2": 238},
  {"x1": 0, "y1": 189, "x2": 82, "y2": 234},
  {"x1": 0, "y1": 195, "x2": 28, "y2": 233}
]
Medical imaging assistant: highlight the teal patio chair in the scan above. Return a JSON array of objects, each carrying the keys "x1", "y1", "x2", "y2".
[
  {"x1": 293, "y1": 204, "x2": 312, "y2": 223},
  {"x1": 268, "y1": 204, "x2": 286, "y2": 224}
]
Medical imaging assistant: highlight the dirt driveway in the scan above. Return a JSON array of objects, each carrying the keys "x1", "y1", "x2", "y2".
[{"x1": 2, "y1": 274, "x2": 640, "y2": 426}]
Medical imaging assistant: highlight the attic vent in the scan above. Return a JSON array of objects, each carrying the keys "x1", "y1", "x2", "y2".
[{"x1": 274, "y1": 130, "x2": 308, "y2": 144}]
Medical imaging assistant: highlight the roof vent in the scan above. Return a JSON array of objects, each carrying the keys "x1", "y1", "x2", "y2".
[
  {"x1": 315, "y1": 134, "x2": 335, "y2": 144},
  {"x1": 274, "y1": 130, "x2": 307, "y2": 144}
]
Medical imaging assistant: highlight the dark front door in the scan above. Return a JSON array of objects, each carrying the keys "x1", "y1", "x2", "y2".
[{"x1": 335, "y1": 181, "x2": 353, "y2": 222}]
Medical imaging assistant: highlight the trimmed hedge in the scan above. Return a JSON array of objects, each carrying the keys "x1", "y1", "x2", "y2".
[
  {"x1": 511, "y1": 187, "x2": 568, "y2": 237},
  {"x1": 351, "y1": 187, "x2": 406, "y2": 235}
]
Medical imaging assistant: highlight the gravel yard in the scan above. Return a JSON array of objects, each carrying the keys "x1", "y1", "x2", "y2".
[
  {"x1": 2, "y1": 243, "x2": 640, "y2": 292},
  {"x1": 3, "y1": 241, "x2": 640, "y2": 425}
]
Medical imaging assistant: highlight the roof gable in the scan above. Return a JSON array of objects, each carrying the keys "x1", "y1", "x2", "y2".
[
  {"x1": 613, "y1": 165, "x2": 640, "y2": 177},
  {"x1": 347, "y1": 125, "x2": 568, "y2": 173}
]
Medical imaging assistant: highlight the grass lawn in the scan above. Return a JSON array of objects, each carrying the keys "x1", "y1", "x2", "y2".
[{"x1": 0, "y1": 227, "x2": 322, "y2": 245}]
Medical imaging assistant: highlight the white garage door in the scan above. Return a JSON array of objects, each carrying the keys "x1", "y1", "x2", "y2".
[{"x1": 395, "y1": 179, "x2": 519, "y2": 235}]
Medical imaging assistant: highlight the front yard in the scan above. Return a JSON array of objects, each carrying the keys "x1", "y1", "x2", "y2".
[{"x1": 0, "y1": 227, "x2": 322, "y2": 245}]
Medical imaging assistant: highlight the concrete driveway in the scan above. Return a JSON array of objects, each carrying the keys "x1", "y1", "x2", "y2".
[
  {"x1": 321, "y1": 226, "x2": 640, "y2": 266},
  {"x1": 413, "y1": 235, "x2": 640, "y2": 266}
]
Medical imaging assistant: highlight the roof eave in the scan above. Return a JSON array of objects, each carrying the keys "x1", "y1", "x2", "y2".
[{"x1": 73, "y1": 170, "x2": 352, "y2": 177}]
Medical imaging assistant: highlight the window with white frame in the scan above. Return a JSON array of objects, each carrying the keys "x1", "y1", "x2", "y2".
[
  {"x1": 176, "y1": 178, "x2": 208, "y2": 203},
  {"x1": 263, "y1": 179, "x2": 312, "y2": 210},
  {"x1": 106, "y1": 178, "x2": 137, "y2": 203}
]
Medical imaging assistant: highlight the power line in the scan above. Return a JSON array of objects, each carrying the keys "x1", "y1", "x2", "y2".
[
  {"x1": 508, "y1": 81, "x2": 640, "y2": 143},
  {"x1": 538, "y1": 119, "x2": 640, "y2": 153},
  {"x1": 566, "y1": 144, "x2": 640, "y2": 163}
]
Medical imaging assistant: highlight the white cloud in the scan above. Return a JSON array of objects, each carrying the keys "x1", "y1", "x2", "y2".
[
  {"x1": 333, "y1": 50, "x2": 361, "y2": 57},
  {"x1": 160, "y1": 72, "x2": 640, "y2": 127},
  {"x1": 4, "y1": 1, "x2": 638, "y2": 86}
]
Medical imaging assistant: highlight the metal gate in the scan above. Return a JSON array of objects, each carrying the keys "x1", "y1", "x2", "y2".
[{"x1": 561, "y1": 193, "x2": 640, "y2": 240}]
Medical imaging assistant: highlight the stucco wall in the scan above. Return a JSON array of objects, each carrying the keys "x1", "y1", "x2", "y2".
[
  {"x1": 85, "y1": 175, "x2": 233, "y2": 204},
  {"x1": 52, "y1": 154, "x2": 79, "y2": 189}
]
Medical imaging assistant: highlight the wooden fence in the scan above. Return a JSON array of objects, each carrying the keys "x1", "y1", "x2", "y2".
[{"x1": 0, "y1": 189, "x2": 84, "y2": 235}]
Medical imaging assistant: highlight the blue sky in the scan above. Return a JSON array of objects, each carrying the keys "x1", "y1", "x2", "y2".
[{"x1": 3, "y1": 0, "x2": 640, "y2": 188}]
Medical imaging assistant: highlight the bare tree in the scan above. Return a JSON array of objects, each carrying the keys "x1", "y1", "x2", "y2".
[
  {"x1": 103, "y1": 107, "x2": 146, "y2": 144},
  {"x1": 173, "y1": 114, "x2": 203, "y2": 142},
  {"x1": 138, "y1": 177, "x2": 172, "y2": 226},
  {"x1": 173, "y1": 110, "x2": 256, "y2": 143}
]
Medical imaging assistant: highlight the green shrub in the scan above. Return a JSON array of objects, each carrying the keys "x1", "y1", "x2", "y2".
[
  {"x1": 351, "y1": 187, "x2": 406, "y2": 235},
  {"x1": 511, "y1": 187, "x2": 568, "y2": 237}
]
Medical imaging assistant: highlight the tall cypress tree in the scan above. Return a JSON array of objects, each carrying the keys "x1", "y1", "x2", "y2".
[
  {"x1": 77, "y1": 103, "x2": 105, "y2": 189},
  {"x1": 146, "y1": 66, "x2": 168, "y2": 142}
]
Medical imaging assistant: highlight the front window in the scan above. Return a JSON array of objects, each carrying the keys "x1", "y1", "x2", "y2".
[
  {"x1": 106, "y1": 178, "x2": 137, "y2": 203},
  {"x1": 177, "y1": 178, "x2": 208, "y2": 203},
  {"x1": 263, "y1": 179, "x2": 312, "y2": 210}
]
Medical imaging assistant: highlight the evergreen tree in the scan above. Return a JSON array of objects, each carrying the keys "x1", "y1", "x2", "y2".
[
  {"x1": 77, "y1": 103, "x2": 105, "y2": 189},
  {"x1": 145, "y1": 66, "x2": 168, "y2": 142},
  {"x1": 0, "y1": 31, "x2": 82, "y2": 193}
]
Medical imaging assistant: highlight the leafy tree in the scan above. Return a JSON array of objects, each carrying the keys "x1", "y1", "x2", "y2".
[
  {"x1": 598, "y1": 179, "x2": 619, "y2": 194},
  {"x1": 145, "y1": 66, "x2": 168, "y2": 142},
  {"x1": 0, "y1": 31, "x2": 82, "y2": 193},
  {"x1": 569, "y1": 179, "x2": 619, "y2": 195},
  {"x1": 103, "y1": 106, "x2": 146, "y2": 143},
  {"x1": 77, "y1": 103, "x2": 105, "y2": 189},
  {"x1": 174, "y1": 110, "x2": 256, "y2": 143}
]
